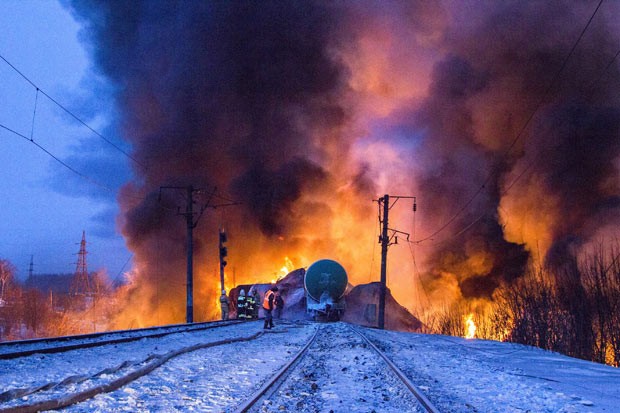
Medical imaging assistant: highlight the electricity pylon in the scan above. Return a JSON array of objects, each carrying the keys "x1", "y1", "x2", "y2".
[{"x1": 70, "y1": 231, "x2": 91, "y2": 296}]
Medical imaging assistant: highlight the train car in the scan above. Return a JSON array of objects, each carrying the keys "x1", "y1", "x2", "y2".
[{"x1": 304, "y1": 259, "x2": 348, "y2": 320}]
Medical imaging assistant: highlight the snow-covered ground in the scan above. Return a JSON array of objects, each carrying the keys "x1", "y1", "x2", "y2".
[
  {"x1": 0, "y1": 321, "x2": 618, "y2": 412},
  {"x1": 364, "y1": 328, "x2": 620, "y2": 412}
]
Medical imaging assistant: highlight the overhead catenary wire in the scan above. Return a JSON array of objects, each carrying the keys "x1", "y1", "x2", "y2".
[
  {"x1": 0, "y1": 52, "x2": 146, "y2": 171},
  {"x1": 29, "y1": 88, "x2": 39, "y2": 141},
  {"x1": 418, "y1": 39, "x2": 619, "y2": 247},
  {"x1": 413, "y1": 0, "x2": 607, "y2": 245},
  {"x1": 407, "y1": 212, "x2": 430, "y2": 310},
  {"x1": 2, "y1": 99, "x2": 240, "y2": 212},
  {"x1": 0, "y1": 51, "x2": 166, "y2": 206},
  {"x1": 0, "y1": 120, "x2": 203, "y2": 210},
  {"x1": 1, "y1": 122, "x2": 117, "y2": 194},
  {"x1": 368, "y1": 206, "x2": 379, "y2": 283}
]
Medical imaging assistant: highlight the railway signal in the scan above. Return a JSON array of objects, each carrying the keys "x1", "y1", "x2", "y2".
[{"x1": 219, "y1": 228, "x2": 228, "y2": 297}]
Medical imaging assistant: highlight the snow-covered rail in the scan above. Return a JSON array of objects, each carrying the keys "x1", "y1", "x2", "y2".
[
  {"x1": 1, "y1": 321, "x2": 442, "y2": 412},
  {"x1": 236, "y1": 322, "x2": 432, "y2": 412},
  {"x1": 0, "y1": 319, "x2": 243, "y2": 360},
  {"x1": 0, "y1": 320, "x2": 322, "y2": 412},
  {"x1": 234, "y1": 323, "x2": 320, "y2": 412},
  {"x1": 3, "y1": 321, "x2": 616, "y2": 411},
  {"x1": 0, "y1": 324, "x2": 264, "y2": 412},
  {"x1": 351, "y1": 325, "x2": 441, "y2": 413}
]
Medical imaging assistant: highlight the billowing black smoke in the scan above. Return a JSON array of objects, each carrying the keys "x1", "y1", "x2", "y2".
[
  {"x1": 67, "y1": 0, "x2": 620, "y2": 310},
  {"x1": 68, "y1": 0, "x2": 347, "y2": 236},
  {"x1": 66, "y1": 0, "x2": 353, "y2": 323},
  {"x1": 411, "y1": 1, "x2": 620, "y2": 297}
]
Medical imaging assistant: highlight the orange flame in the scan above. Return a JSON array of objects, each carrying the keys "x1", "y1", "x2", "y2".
[
  {"x1": 464, "y1": 313, "x2": 476, "y2": 339},
  {"x1": 271, "y1": 256, "x2": 295, "y2": 284}
]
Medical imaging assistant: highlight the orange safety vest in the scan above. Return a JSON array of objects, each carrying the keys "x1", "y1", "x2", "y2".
[{"x1": 263, "y1": 290, "x2": 275, "y2": 310}]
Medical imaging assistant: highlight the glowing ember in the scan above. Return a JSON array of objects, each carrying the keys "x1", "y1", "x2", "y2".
[{"x1": 465, "y1": 313, "x2": 476, "y2": 339}]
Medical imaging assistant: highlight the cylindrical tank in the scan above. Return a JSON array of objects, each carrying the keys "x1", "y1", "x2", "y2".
[{"x1": 304, "y1": 259, "x2": 348, "y2": 302}]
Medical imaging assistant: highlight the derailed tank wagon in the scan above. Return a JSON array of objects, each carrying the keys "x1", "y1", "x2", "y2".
[{"x1": 304, "y1": 259, "x2": 347, "y2": 320}]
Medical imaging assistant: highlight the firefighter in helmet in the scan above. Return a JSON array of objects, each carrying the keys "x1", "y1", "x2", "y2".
[
  {"x1": 237, "y1": 288, "x2": 247, "y2": 319},
  {"x1": 246, "y1": 287, "x2": 256, "y2": 320},
  {"x1": 219, "y1": 289, "x2": 230, "y2": 320}
]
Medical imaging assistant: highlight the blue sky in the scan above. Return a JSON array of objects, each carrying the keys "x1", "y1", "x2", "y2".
[{"x1": 0, "y1": 0, "x2": 132, "y2": 278}]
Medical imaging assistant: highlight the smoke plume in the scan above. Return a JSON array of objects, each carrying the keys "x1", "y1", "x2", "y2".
[{"x1": 68, "y1": 0, "x2": 620, "y2": 325}]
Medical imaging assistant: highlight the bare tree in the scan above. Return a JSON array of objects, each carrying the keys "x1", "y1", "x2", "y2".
[
  {"x1": 0, "y1": 259, "x2": 16, "y2": 302},
  {"x1": 21, "y1": 288, "x2": 51, "y2": 337}
]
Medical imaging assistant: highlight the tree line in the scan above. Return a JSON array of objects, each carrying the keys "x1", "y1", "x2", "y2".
[
  {"x1": 0, "y1": 260, "x2": 112, "y2": 341},
  {"x1": 432, "y1": 243, "x2": 620, "y2": 367}
]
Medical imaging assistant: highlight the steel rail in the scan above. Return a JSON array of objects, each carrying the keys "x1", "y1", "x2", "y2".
[
  {"x1": 0, "y1": 319, "x2": 245, "y2": 360},
  {"x1": 350, "y1": 324, "x2": 441, "y2": 413},
  {"x1": 0, "y1": 330, "x2": 264, "y2": 413},
  {"x1": 234, "y1": 325, "x2": 320, "y2": 413}
]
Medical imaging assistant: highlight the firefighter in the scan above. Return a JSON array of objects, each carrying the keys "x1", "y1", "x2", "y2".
[
  {"x1": 246, "y1": 288, "x2": 256, "y2": 320},
  {"x1": 262, "y1": 286, "x2": 278, "y2": 329},
  {"x1": 237, "y1": 288, "x2": 247, "y2": 319},
  {"x1": 219, "y1": 290, "x2": 230, "y2": 320},
  {"x1": 274, "y1": 293, "x2": 284, "y2": 319}
]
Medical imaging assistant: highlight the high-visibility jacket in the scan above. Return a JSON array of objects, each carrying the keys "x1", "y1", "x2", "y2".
[{"x1": 263, "y1": 290, "x2": 275, "y2": 310}]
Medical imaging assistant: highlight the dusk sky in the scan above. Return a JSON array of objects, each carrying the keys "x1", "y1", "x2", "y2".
[
  {"x1": 1, "y1": 0, "x2": 618, "y2": 320},
  {"x1": 1, "y1": 0, "x2": 131, "y2": 278}
]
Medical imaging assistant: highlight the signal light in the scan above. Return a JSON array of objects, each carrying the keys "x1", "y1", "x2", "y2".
[{"x1": 219, "y1": 229, "x2": 228, "y2": 267}]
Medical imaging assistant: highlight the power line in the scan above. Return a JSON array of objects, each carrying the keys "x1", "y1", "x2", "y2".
[
  {"x1": 414, "y1": 0, "x2": 607, "y2": 245},
  {"x1": 1, "y1": 121, "x2": 186, "y2": 207},
  {"x1": 502, "y1": 0, "x2": 605, "y2": 157},
  {"x1": 29, "y1": 88, "x2": 39, "y2": 141},
  {"x1": 115, "y1": 254, "x2": 134, "y2": 279},
  {"x1": 1, "y1": 53, "x2": 307, "y2": 223},
  {"x1": 0, "y1": 52, "x2": 146, "y2": 170},
  {"x1": 419, "y1": 40, "x2": 619, "y2": 247},
  {"x1": 0, "y1": 122, "x2": 117, "y2": 194}
]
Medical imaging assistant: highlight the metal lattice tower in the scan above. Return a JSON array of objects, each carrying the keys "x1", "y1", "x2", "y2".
[{"x1": 71, "y1": 231, "x2": 91, "y2": 296}]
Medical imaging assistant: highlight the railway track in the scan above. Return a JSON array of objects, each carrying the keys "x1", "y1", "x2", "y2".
[
  {"x1": 0, "y1": 319, "x2": 243, "y2": 360},
  {"x1": 0, "y1": 321, "x2": 442, "y2": 412},
  {"x1": 0, "y1": 320, "x2": 315, "y2": 412},
  {"x1": 237, "y1": 323, "x2": 440, "y2": 413},
  {"x1": 0, "y1": 330, "x2": 263, "y2": 412}
]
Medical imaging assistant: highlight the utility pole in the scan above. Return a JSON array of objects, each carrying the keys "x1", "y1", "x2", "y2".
[
  {"x1": 185, "y1": 185, "x2": 195, "y2": 323},
  {"x1": 159, "y1": 185, "x2": 239, "y2": 324},
  {"x1": 376, "y1": 194, "x2": 416, "y2": 329},
  {"x1": 159, "y1": 185, "x2": 206, "y2": 323},
  {"x1": 378, "y1": 194, "x2": 389, "y2": 330}
]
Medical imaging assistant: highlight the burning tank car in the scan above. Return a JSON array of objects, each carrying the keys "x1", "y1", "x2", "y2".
[{"x1": 304, "y1": 259, "x2": 347, "y2": 321}]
